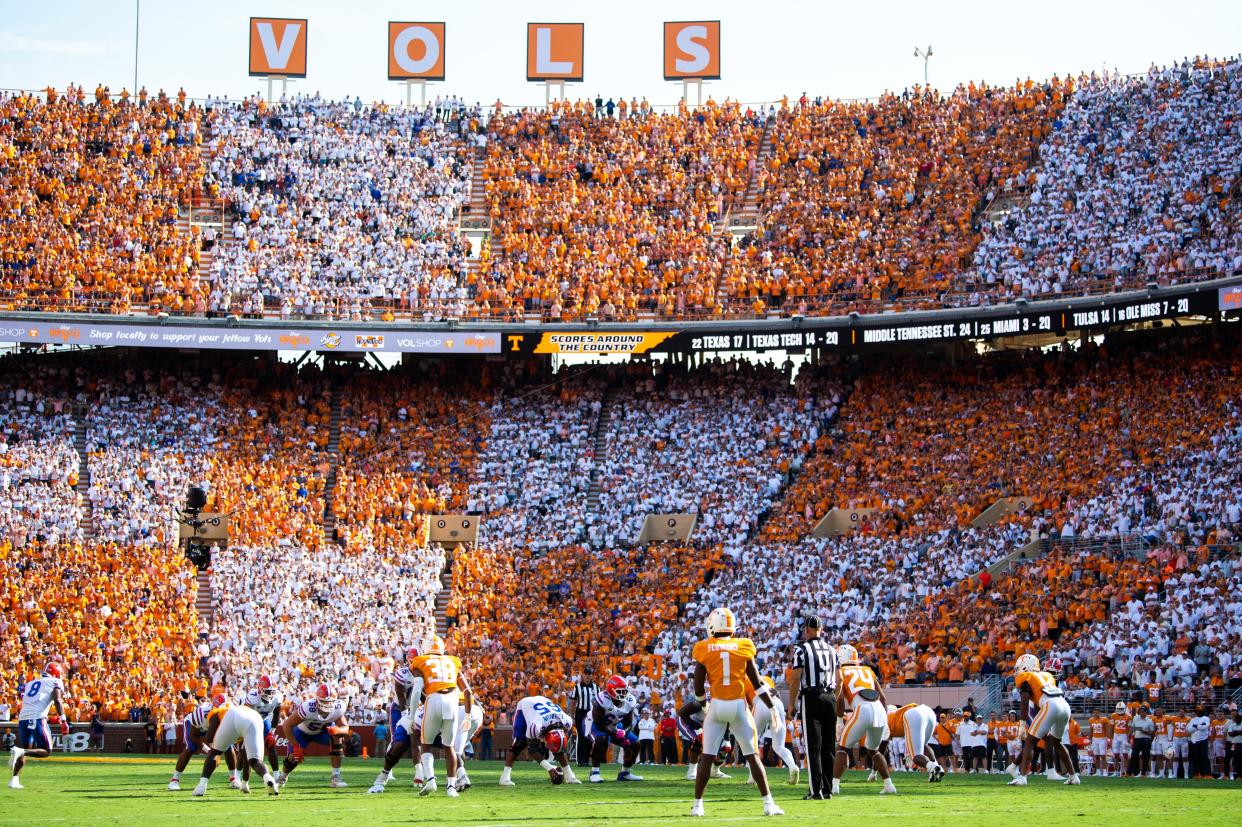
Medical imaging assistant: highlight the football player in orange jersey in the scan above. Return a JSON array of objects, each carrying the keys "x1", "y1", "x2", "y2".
[
  {"x1": 688, "y1": 607, "x2": 783, "y2": 818},
  {"x1": 1110, "y1": 701, "x2": 1133, "y2": 776},
  {"x1": 1006, "y1": 654, "x2": 1078, "y2": 787},
  {"x1": 1151, "y1": 706, "x2": 1172, "y2": 778},
  {"x1": 884, "y1": 703, "x2": 944, "y2": 782},
  {"x1": 832, "y1": 644, "x2": 896, "y2": 795},
  {"x1": 409, "y1": 636, "x2": 472, "y2": 797},
  {"x1": 1087, "y1": 711, "x2": 1112, "y2": 776}
]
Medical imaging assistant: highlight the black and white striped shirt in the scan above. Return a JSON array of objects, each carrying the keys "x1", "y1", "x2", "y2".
[
  {"x1": 570, "y1": 681, "x2": 597, "y2": 716},
  {"x1": 793, "y1": 638, "x2": 838, "y2": 692}
]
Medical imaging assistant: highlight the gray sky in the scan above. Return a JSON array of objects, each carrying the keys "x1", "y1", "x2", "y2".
[{"x1": 1, "y1": 0, "x2": 1239, "y2": 106}]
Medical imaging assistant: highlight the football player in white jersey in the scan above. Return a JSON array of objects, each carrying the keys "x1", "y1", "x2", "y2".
[
  {"x1": 588, "y1": 676, "x2": 643, "y2": 783},
  {"x1": 168, "y1": 688, "x2": 239, "y2": 791},
  {"x1": 190, "y1": 691, "x2": 280, "y2": 797},
  {"x1": 750, "y1": 676, "x2": 800, "y2": 787},
  {"x1": 676, "y1": 698, "x2": 731, "y2": 781},
  {"x1": 498, "y1": 695, "x2": 580, "y2": 786},
  {"x1": 240, "y1": 675, "x2": 283, "y2": 773},
  {"x1": 278, "y1": 683, "x2": 351, "y2": 788},
  {"x1": 9, "y1": 663, "x2": 68, "y2": 790},
  {"x1": 368, "y1": 647, "x2": 426, "y2": 794}
]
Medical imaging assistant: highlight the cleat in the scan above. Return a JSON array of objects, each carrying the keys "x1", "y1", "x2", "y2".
[
  {"x1": 866, "y1": 770, "x2": 877, "y2": 782},
  {"x1": 498, "y1": 778, "x2": 516, "y2": 787},
  {"x1": 690, "y1": 801, "x2": 705, "y2": 817},
  {"x1": 787, "y1": 767, "x2": 799, "y2": 786},
  {"x1": 230, "y1": 777, "x2": 242, "y2": 789},
  {"x1": 446, "y1": 784, "x2": 459, "y2": 798},
  {"x1": 192, "y1": 780, "x2": 208, "y2": 797},
  {"x1": 1007, "y1": 775, "x2": 1028, "y2": 786},
  {"x1": 686, "y1": 767, "x2": 697, "y2": 781},
  {"x1": 588, "y1": 771, "x2": 603, "y2": 783},
  {"x1": 238, "y1": 781, "x2": 251, "y2": 794},
  {"x1": 1005, "y1": 763, "x2": 1019, "y2": 779},
  {"x1": 710, "y1": 767, "x2": 729, "y2": 779},
  {"x1": 8, "y1": 778, "x2": 22, "y2": 790},
  {"x1": 763, "y1": 802, "x2": 785, "y2": 816},
  {"x1": 880, "y1": 780, "x2": 897, "y2": 795},
  {"x1": 275, "y1": 772, "x2": 287, "y2": 785},
  {"x1": 565, "y1": 774, "x2": 581, "y2": 784},
  {"x1": 1046, "y1": 770, "x2": 1066, "y2": 782},
  {"x1": 265, "y1": 777, "x2": 280, "y2": 796},
  {"x1": 8, "y1": 748, "x2": 24, "y2": 772},
  {"x1": 1065, "y1": 774, "x2": 1081, "y2": 786},
  {"x1": 458, "y1": 777, "x2": 471, "y2": 791},
  {"x1": 386, "y1": 771, "x2": 395, "y2": 782},
  {"x1": 830, "y1": 779, "x2": 840, "y2": 796},
  {"x1": 367, "y1": 784, "x2": 386, "y2": 794},
  {"x1": 419, "y1": 778, "x2": 437, "y2": 796},
  {"x1": 617, "y1": 770, "x2": 643, "y2": 781},
  {"x1": 167, "y1": 779, "x2": 181, "y2": 792},
  {"x1": 329, "y1": 777, "x2": 348, "y2": 788}
]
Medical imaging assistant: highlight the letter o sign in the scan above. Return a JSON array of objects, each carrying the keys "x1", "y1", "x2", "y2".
[{"x1": 389, "y1": 22, "x2": 446, "y2": 80}]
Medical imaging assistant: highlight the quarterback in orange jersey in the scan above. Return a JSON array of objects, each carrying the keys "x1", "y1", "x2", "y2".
[
  {"x1": 189, "y1": 692, "x2": 279, "y2": 797},
  {"x1": 832, "y1": 645, "x2": 896, "y2": 795},
  {"x1": 1006, "y1": 654, "x2": 1079, "y2": 787},
  {"x1": 688, "y1": 607, "x2": 784, "y2": 818},
  {"x1": 1088, "y1": 711, "x2": 1112, "y2": 776},
  {"x1": 409, "y1": 636, "x2": 473, "y2": 797}
]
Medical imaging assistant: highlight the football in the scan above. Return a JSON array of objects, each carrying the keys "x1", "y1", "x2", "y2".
[{"x1": 548, "y1": 767, "x2": 565, "y2": 785}]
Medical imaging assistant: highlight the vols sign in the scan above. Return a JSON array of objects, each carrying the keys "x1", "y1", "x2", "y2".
[
  {"x1": 389, "y1": 22, "x2": 446, "y2": 80},
  {"x1": 249, "y1": 17, "x2": 308, "y2": 77},
  {"x1": 527, "y1": 23, "x2": 584, "y2": 81},
  {"x1": 663, "y1": 21, "x2": 720, "y2": 80}
]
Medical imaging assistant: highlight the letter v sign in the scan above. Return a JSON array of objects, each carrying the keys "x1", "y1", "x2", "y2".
[{"x1": 257, "y1": 22, "x2": 300, "y2": 70}]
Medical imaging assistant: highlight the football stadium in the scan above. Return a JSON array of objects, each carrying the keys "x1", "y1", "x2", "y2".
[{"x1": 0, "y1": 1, "x2": 1240, "y2": 824}]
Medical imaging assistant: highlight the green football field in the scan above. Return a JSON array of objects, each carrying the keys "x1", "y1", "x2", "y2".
[{"x1": 3, "y1": 756, "x2": 1238, "y2": 825}]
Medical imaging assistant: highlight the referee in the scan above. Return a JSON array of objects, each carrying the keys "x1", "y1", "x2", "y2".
[
  {"x1": 789, "y1": 616, "x2": 837, "y2": 800},
  {"x1": 569, "y1": 665, "x2": 597, "y2": 767}
]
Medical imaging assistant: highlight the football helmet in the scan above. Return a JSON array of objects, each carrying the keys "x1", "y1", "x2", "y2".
[
  {"x1": 544, "y1": 729, "x2": 568, "y2": 755},
  {"x1": 761, "y1": 675, "x2": 776, "y2": 691},
  {"x1": 406, "y1": 646, "x2": 421, "y2": 666},
  {"x1": 836, "y1": 644, "x2": 860, "y2": 666},
  {"x1": 604, "y1": 675, "x2": 631, "y2": 704},
  {"x1": 428, "y1": 636, "x2": 446, "y2": 655},
  {"x1": 705, "y1": 607, "x2": 736, "y2": 637},
  {"x1": 42, "y1": 662, "x2": 64, "y2": 679},
  {"x1": 211, "y1": 691, "x2": 229, "y2": 709},
  {"x1": 313, "y1": 682, "x2": 338, "y2": 716},
  {"x1": 1014, "y1": 653, "x2": 1040, "y2": 673},
  {"x1": 257, "y1": 674, "x2": 277, "y2": 702},
  {"x1": 1045, "y1": 654, "x2": 1064, "y2": 676},
  {"x1": 1115, "y1": 701, "x2": 1127, "y2": 713}
]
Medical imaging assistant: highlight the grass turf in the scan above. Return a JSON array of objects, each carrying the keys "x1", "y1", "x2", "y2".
[{"x1": 2, "y1": 756, "x2": 1238, "y2": 825}]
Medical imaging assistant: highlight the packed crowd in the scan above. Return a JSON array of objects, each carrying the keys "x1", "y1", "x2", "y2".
[
  {"x1": 735, "y1": 79, "x2": 1070, "y2": 313},
  {"x1": 762, "y1": 332, "x2": 1241, "y2": 540},
  {"x1": 595, "y1": 360, "x2": 833, "y2": 546},
  {"x1": 968, "y1": 58, "x2": 1242, "y2": 298},
  {"x1": 473, "y1": 99, "x2": 763, "y2": 319},
  {"x1": 203, "y1": 95, "x2": 483, "y2": 320},
  {"x1": 0, "y1": 89, "x2": 206, "y2": 313}
]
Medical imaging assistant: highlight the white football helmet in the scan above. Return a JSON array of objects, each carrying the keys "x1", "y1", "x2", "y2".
[
  {"x1": 313, "y1": 682, "x2": 338, "y2": 716},
  {"x1": 705, "y1": 607, "x2": 736, "y2": 637},
  {"x1": 1014, "y1": 653, "x2": 1040, "y2": 673},
  {"x1": 836, "y1": 644, "x2": 860, "y2": 666},
  {"x1": 429, "y1": 636, "x2": 446, "y2": 655}
]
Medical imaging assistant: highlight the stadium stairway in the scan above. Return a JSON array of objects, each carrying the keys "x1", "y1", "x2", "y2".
[
  {"x1": 461, "y1": 145, "x2": 490, "y2": 229},
  {"x1": 584, "y1": 385, "x2": 621, "y2": 514},
  {"x1": 725, "y1": 115, "x2": 774, "y2": 235},
  {"x1": 433, "y1": 557, "x2": 453, "y2": 638},
  {"x1": 321, "y1": 387, "x2": 343, "y2": 543},
  {"x1": 195, "y1": 568, "x2": 213, "y2": 626},
  {"x1": 73, "y1": 406, "x2": 93, "y2": 540}
]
